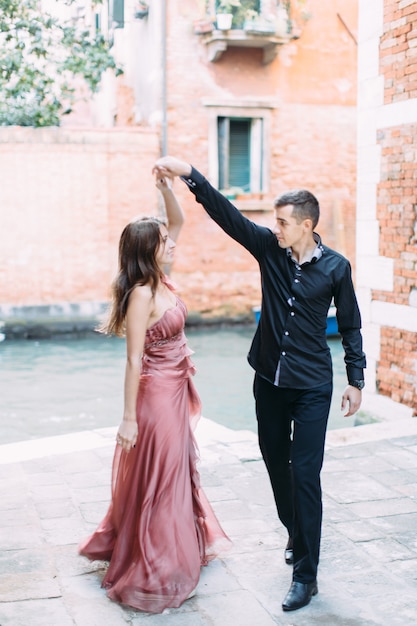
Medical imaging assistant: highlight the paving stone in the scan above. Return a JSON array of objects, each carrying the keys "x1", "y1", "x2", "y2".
[
  {"x1": 346, "y1": 496, "x2": 417, "y2": 518},
  {"x1": 194, "y1": 589, "x2": 277, "y2": 626},
  {"x1": 370, "y1": 467, "x2": 417, "y2": 487},
  {"x1": 35, "y1": 499, "x2": 77, "y2": 519},
  {"x1": 0, "y1": 598, "x2": 74, "y2": 626},
  {"x1": 331, "y1": 518, "x2": 386, "y2": 542},
  {"x1": 374, "y1": 446, "x2": 417, "y2": 470},
  {"x1": 29, "y1": 483, "x2": 72, "y2": 502},
  {"x1": 0, "y1": 525, "x2": 43, "y2": 550},
  {"x1": 322, "y1": 471, "x2": 401, "y2": 503},
  {"x1": 60, "y1": 573, "x2": 131, "y2": 626},
  {"x1": 2, "y1": 420, "x2": 417, "y2": 625},
  {"x1": 356, "y1": 536, "x2": 416, "y2": 563},
  {"x1": 0, "y1": 571, "x2": 61, "y2": 602},
  {"x1": 27, "y1": 471, "x2": 67, "y2": 486}
]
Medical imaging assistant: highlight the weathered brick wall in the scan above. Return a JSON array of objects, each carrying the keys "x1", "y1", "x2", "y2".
[
  {"x1": 0, "y1": 127, "x2": 160, "y2": 308},
  {"x1": 378, "y1": 327, "x2": 417, "y2": 407},
  {"x1": 165, "y1": 0, "x2": 358, "y2": 317},
  {"x1": 374, "y1": 124, "x2": 417, "y2": 306},
  {"x1": 370, "y1": 0, "x2": 417, "y2": 412},
  {"x1": 0, "y1": 0, "x2": 360, "y2": 328},
  {"x1": 380, "y1": 0, "x2": 417, "y2": 104}
]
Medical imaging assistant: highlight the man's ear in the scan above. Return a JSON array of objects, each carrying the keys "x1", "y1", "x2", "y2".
[{"x1": 303, "y1": 218, "x2": 313, "y2": 232}]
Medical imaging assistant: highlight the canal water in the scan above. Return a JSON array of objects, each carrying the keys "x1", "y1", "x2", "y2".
[{"x1": 1, "y1": 326, "x2": 363, "y2": 445}]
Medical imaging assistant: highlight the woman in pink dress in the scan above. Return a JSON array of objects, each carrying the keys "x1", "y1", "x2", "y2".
[{"x1": 79, "y1": 176, "x2": 230, "y2": 613}]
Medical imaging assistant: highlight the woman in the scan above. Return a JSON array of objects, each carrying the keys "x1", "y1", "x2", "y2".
[{"x1": 79, "y1": 176, "x2": 230, "y2": 613}]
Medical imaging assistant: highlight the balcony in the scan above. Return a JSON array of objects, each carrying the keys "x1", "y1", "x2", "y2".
[
  {"x1": 194, "y1": 6, "x2": 297, "y2": 65},
  {"x1": 199, "y1": 26, "x2": 293, "y2": 64}
]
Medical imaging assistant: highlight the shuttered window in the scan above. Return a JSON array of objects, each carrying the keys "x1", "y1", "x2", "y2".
[
  {"x1": 218, "y1": 116, "x2": 263, "y2": 193},
  {"x1": 110, "y1": 0, "x2": 124, "y2": 29}
]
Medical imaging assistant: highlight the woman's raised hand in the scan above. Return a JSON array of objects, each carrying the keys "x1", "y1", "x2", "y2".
[{"x1": 155, "y1": 173, "x2": 172, "y2": 192}]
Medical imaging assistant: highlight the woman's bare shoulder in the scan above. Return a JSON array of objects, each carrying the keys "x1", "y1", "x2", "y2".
[{"x1": 128, "y1": 284, "x2": 154, "y2": 309}]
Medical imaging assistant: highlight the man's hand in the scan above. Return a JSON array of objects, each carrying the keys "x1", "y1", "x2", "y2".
[
  {"x1": 153, "y1": 156, "x2": 192, "y2": 179},
  {"x1": 341, "y1": 385, "x2": 362, "y2": 417}
]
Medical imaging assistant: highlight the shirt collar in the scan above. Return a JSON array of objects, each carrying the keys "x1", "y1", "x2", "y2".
[{"x1": 286, "y1": 232, "x2": 324, "y2": 265}]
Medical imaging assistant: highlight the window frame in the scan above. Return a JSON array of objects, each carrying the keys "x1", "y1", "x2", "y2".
[{"x1": 205, "y1": 101, "x2": 273, "y2": 195}]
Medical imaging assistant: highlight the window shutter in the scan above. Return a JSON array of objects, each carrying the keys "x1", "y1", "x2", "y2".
[
  {"x1": 218, "y1": 117, "x2": 229, "y2": 190},
  {"x1": 110, "y1": 0, "x2": 124, "y2": 29},
  {"x1": 229, "y1": 119, "x2": 251, "y2": 191}
]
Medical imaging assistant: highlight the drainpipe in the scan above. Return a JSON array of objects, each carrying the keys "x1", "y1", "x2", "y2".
[{"x1": 161, "y1": 0, "x2": 167, "y2": 155}]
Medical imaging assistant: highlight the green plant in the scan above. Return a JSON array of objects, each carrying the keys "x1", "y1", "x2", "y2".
[
  {"x1": 217, "y1": 0, "x2": 241, "y2": 14},
  {"x1": 0, "y1": 0, "x2": 123, "y2": 127},
  {"x1": 224, "y1": 0, "x2": 260, "y2": 28}
]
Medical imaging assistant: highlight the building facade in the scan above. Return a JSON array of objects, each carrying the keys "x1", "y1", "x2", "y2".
[
  {"x1": 357, "y1": 0, "x2": 417, "y2": 414},
  {"x1": 1, "y1": 0, "x2": 359, "y2": 327}
]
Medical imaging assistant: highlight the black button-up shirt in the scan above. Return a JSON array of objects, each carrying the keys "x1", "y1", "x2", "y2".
[{"x1": 181, "y1": 168, "x2": 366, "y2": 389}]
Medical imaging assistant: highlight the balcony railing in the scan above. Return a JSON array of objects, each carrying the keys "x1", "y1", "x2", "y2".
[{"x1": 194, "y1": 10, "x2": 297, "y2": 65}]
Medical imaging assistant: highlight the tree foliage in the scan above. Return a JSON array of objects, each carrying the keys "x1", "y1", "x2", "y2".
[{"x1": 0, "y1": 0, "x2": 122, "y2": 127}]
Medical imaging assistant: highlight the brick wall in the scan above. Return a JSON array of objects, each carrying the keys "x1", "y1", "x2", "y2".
[
  {"x1": 0, "y1": 0, "x2": 360, "y2": 329},
  {"x1": 374, "y1": 124, "x2": 417, "y2": 306},
  {"x1": 0, "y1": 127, "x2": 160, "y2": 308},
  {"x1": 378, "y1": 327, "x2": 416, "y2": 407},
  {"x1": 359, "y1": 0, "x2": 417, "y2": 413},
  {"x1": 380, "y1": 0, "x2": 417, "y2": 104},
  {"x1": 164, "y1": 0, "x2": 359, "y2": 317}
]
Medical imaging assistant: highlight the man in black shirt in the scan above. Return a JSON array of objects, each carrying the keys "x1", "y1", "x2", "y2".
[{"x1": 153, "y1": 156, "x2": 366, "y2": 612}]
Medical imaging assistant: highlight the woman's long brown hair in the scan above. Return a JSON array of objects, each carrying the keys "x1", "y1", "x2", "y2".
[{"x1": 99, "y1": 217, "x2": 166, "y2": 337}]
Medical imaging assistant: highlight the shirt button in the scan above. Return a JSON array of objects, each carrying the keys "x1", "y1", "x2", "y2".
[
  {"x1": 284, "y1": 331, "x2": 289, "y2": 336},
  {"x1": 295, "y1": 279, "x2": 300, "y2": 283},
  {"x1": 290, "y1": 312, "x2": 295, "y2": 316},
  {"x1": 282, "y1": 351, "x2": 286, "y2": 356}
]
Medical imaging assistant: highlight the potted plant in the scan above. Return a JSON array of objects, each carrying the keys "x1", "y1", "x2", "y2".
[
  {"x1": 216, "y1": 0, "x2": 241, "y2": 31},
  {"x1": 244, "y1": 9, "x2": 276, "y2": 35},
  {"x1": 275, "y1": 2, "x2": 290, "y2": 36},
  {"x1": 134, "y1": 1, "x2": 149, "y2": 19}
]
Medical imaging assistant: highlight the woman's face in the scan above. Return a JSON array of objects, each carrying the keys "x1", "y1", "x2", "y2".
[{"x1": 156, "y1": 224, "x2": 176, "y2": 267}]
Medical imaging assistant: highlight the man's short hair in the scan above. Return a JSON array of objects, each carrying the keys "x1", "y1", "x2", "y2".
[{"x1": 274, "y1": 189, "x2": 320, "y2": 229}]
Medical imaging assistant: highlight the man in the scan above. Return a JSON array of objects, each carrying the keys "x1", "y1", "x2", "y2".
[{"x1": 153, "y1": 156, "x2": 366, "y2": 612}]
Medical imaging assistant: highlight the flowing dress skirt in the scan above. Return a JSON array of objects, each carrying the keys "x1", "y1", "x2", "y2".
[{"x1": 79, "y1": 296, "x2": 230, "y2": 613}]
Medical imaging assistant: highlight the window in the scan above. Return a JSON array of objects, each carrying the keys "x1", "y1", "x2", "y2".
[
  {"x1": 218, "y1": 117, "x2": 263, "y2": 193},
  {"x1": 206, "y1": 101, "x2": 273, "y2": 199}
]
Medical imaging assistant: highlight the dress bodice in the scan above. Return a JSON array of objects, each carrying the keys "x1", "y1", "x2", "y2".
[{"x1": 141, "y1": 281, "x2": 194, "y2": 377}]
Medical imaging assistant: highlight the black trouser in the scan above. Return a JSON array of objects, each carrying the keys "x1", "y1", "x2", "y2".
[{"x1": 253, "y1": 374, "x2": 332, "y2": 583}]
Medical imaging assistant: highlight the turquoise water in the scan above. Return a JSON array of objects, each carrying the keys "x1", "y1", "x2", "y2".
[{"x1": 0, "y1": 326, "x2": 356, "y2": 445}]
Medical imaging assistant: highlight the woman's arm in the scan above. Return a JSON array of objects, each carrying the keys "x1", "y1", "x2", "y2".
[
  {"x1": 156, "y1": 175, "x2": 184, "y2": 242},
  {"x1": 116, "y1": 285, "x2": 153, "y2": 453},
  {"x1": 154, "y1": 157, "x2": 271, "y2": 260}
]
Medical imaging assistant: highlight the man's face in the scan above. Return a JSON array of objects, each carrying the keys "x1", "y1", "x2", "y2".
[{"x1": 273, "y1": 205, "x2": 308, "y2": 249}]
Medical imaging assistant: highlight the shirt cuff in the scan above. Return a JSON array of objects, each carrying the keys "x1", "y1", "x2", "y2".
[
  {"x1": 346, "y1": 366, "x2": 364, "y2": 385},
  {"x1": 180, "y1": 166, "x2": 206, "y2": 189}
]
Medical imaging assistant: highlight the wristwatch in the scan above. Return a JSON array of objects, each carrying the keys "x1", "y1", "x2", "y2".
[{"x1": 350, "y1": 380, "x2": 365, "y2": 390}]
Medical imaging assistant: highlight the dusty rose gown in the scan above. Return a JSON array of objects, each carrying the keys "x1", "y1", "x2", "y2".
[{"x1": 79, "y1": 279, "x2": 230, "y2": 613}]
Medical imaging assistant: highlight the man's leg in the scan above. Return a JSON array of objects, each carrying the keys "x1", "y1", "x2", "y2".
[
  {"x1": 253, "y1": 374, "x2": 293, "y2": 535},
  {"x1": 291, "y1": 382, "x2": 332, "y2": 584}
]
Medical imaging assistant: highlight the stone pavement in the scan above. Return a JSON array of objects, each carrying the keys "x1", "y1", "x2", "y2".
[{"x1": 1, "y1": 398, "x2": 417, "y2": 626}]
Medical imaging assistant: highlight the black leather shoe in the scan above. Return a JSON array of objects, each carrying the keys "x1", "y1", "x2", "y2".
[
  {"x1": 282, "y1": 580, "x2": 318, "y2": 611},
  {"x1": 284, "y1": 537, "x2": 293, "y2": 565}
]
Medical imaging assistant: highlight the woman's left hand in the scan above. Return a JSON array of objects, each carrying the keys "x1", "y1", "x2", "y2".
[
  {"x1": 116, "y1": 419, "x2": 138, "y2": 453},
  {"x1": 155, "y1": 172, "x2": 172, "y2": 192}
]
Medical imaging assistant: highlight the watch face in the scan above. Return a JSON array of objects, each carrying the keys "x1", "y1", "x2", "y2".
[{"x1": 353, "y1": 380, "x2": 365, "y2": 390}]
